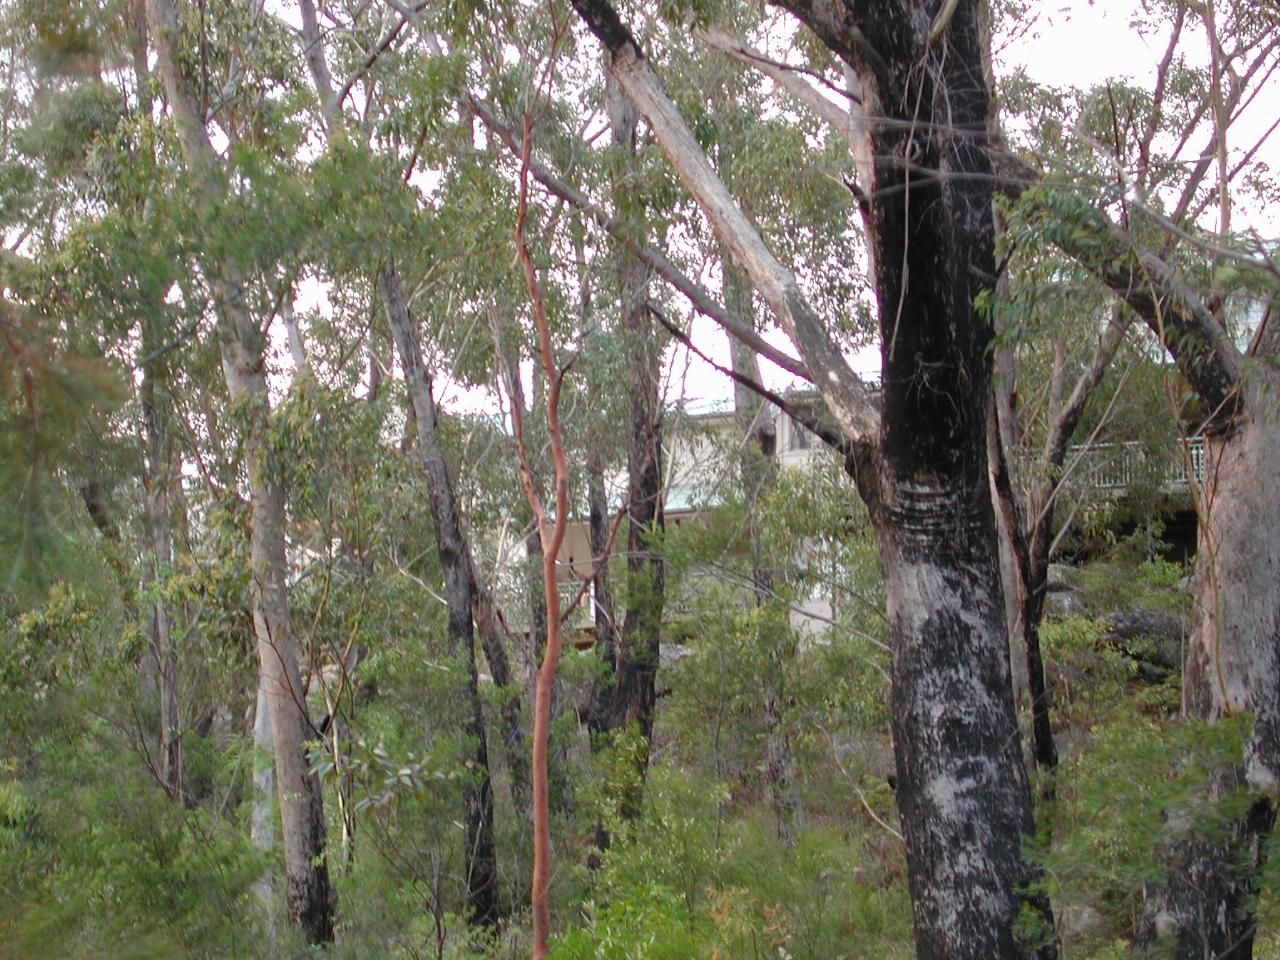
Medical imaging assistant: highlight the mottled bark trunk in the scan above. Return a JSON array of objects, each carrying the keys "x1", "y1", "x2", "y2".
[
  {"x1": 605, "y1": 70, "x2": 665, "y2": 776},
  {"x1": 864, "y1": 466, "x2": 1050, "y2": 960},
  {"x1": 1138, "y1": 385, "x2": 1280, "y2": 959},
  {"x1": 145, "y1": 0, "x2": 334, "y2": 940},
  {"x1": 791, "y1": 2, "x2": 1055, "y2": 954},
  {"x1": 726, "y1": 260, "x2": 802, "y2": 846},
  {"x1": 570, "y1": 0, "x2": 1050, "y2": 954},
  {"x1": 380, "y1": 265, "x2": 501, "y2": 926},
  {"x1": 140, "y1": 353, "x2": 182, "y2": 800}
]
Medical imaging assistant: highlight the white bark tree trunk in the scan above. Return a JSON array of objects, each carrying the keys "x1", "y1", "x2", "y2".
[
  {"x1": 250, "y1": 673, "x2": 277, "y2": 939},
  {"x1": 145, "y1": 0, "x2": 334, "y2": 941}
]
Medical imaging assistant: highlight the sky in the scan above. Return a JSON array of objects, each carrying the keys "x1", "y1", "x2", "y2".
[
  {"x1": 287, "y1": 0, "x2": 1279, "y2": 415},
  {"x1": 655, "y1": 0, "x2": 1280, "y2": 407}
]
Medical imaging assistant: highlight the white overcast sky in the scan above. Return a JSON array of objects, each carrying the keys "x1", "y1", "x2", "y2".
[
  {"x1": 285, "y1": 1, "x2": 1278, "y2": 412},
  {"x1": 661, "y1": 0, "x2": 1280, "y2": 406}
]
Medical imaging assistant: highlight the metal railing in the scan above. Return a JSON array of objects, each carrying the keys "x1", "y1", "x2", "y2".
[{"x1": 1064, "y1": 437, "x2": 1205, "y2": 493}]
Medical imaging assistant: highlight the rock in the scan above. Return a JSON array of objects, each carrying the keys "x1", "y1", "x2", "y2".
[
  {"x1": 1060, "y1": 904, "x2": 1105, "y2": 939},
  {"x1": 1044, "y1": 587, "x2": 1084, "y2": 617},
  {"x1": 1106, "y1": 608, "x2": 1186, "y2": 642},
  {"x1": 1103, "y1": 608, "x2": 1187, "y2": 682},
  {"x1": 1046, "y1": 563, "x2": 1076, "y2": 592}
]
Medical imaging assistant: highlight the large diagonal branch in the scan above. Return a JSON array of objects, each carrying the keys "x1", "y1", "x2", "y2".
[
  {"x1": 700, "y1": 23, "x2": 1251, "y2": 423},
  {"x1": 698, "y1": 29, "x2": 859, "y2": 154},
  {"x1": 359, "y1": 10, "x2": 823, "y2": 395},
  {"x1": 1061, "y1": 212, "x2": 1243, "y2": 421},
  {"x1": 568, "y1": 0, "x2": 880, "y2": 441},
  {"x1": 697, "y1": 28, "x2": 876, "y2": 222},
  {"x1": 469, "y1": 99, "x2": 815, "y2": 385}
]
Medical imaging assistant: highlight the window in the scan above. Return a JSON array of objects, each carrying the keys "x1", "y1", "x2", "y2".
[{"x1": 789, "y1": 418, "x2": 811, "y2": 451}]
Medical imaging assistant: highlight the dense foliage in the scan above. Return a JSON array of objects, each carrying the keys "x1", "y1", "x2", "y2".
[{"x1": 1, "y1": 0, "x2": 1277, "y2": 957}]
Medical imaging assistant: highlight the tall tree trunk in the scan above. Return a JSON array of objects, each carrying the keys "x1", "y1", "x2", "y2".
[
  {"x1": 145, "y1": 0, "x2": 334, "y2": 940},
  {"x1": 250, "y1": 672, "x2": 278, "y2": 940},
  {"x1": 226, "y1": 322, "x2": 334, "y2": 941},
  {"x1": 1137, "y1": 381, "x2": 1280, "y2": 959},
  {"x1": 725, "y1": 260, "x2": 802, "y2": 846},
  {"x1": 379, "y1": 265, "x2": 501, "y2": 927},
  {"x1": 603, "y1": 70, "x2": 665, "y2": 789},
  {"x1": 566, "y1": 2, "x2": 1054, "y2": 955},
  {"x1": 838, "y1": 5, "x2": 1053, "y2": 949},
  {"x1": 140, "y1": 350, "x2": 182, "y2": 800}
]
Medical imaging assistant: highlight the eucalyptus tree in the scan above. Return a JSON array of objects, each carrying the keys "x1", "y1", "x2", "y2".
[
  {"x1": 541, "y1": 4, "x2": 1279, "y2": 956},
  {"x1": 557, "y1": 2, "x2": 1056, "y2": 957},
  {"x1": 0, "y1": 0, "x2": 205, "y2": 802},
  {"x1": 996, "y1": 3, "x2": 1280, "y2": 952},
  {"x1": 583, "y1": 68, "x2": 667, "y2": 804},
  {"x1": 143, "y1": 0, "x2": 334, "y2": 941},
  {"x1": 292, "y1": 3, "x2": 505, "y2": 923}
]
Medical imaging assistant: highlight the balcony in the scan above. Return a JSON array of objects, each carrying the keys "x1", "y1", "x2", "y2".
[{"x1": 1061, "y1": 437, "x2": 1205, "y2": 495}]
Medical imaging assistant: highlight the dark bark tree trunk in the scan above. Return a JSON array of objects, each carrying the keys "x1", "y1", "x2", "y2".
[
  {"x1": 380, "y1": 265, "x2": 501, "y2": 927},
  {"x1": 567, "y1": 2, "x2": 1054, "y2": 956},
  {"x1": 603, "y1": 71, "x2": 665, "y2": 783},
  {"x1": 787, "y1": 4, "x2": 1054, "y2": 955}
]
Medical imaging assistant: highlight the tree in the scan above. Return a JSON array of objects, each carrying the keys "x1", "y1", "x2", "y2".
[
  {"x1": 565, "y1": 1, "x2": 1054, "y2": 956},
  {"x1": 144, "y1": 0, "x2": 334, "y2": 941},
  {"x1": 1009, "y1": 3, "x2": 1280, "y2": 951},
  {"x1": 381, "y1": 264, "x2": 502, "y2": 926},
  {"x1": 589, "y1": 67, "x2": 666, "y2": 808}
]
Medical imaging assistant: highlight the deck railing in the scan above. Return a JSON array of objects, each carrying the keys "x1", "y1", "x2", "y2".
[{"x1": 1062, "y1": 437, "x2": 1205, "y2": 493}]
